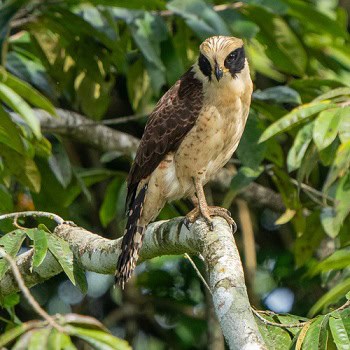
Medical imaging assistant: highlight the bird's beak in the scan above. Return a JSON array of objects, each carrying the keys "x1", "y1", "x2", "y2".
[{"x1": 215, "y1": 64, "x2": 223, "y2": 81}]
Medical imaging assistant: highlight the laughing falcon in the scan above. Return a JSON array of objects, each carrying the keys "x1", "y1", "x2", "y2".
[{"x1": 116, "y1": 36, "x2": 253, "y2": 287}]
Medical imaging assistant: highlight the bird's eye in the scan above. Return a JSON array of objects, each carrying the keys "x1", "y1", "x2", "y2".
[{"x1": 227, "y1": 51, "x2": 237, "y2": 62}]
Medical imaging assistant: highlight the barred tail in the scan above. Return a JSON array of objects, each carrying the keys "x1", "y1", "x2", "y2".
[{"x1": 115, "y1": 184, "x2": 147, "y2": 289}]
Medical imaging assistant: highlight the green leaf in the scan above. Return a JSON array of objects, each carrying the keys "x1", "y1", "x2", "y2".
[
  {"x1": 323, "y1": 141, "x2": 350, "y2": 193},
  {"x1": 221, "y1": 166, "x2": 263, "y2": 208},
  {"x1": 339, "y1": 107, "x2": 350, "y2": 143},
  {"x1": 313, "y1": 87, "x2": 350, "y2": 102},
  {"x1": 308, "y1": 278, "x2": 350, "y2": 317},
  {"x1": 237, "y1": 111, "x2": 267, "y2": 168},
  {"x1": 0, "y1": 67, "x2": 56, "y2": 115},
  {"x1": 167, "y1": 0, "x2": 230, "y2": 40},
  {"x1": 0, "y1": 146, "x2": 41, "y2": 192},
  {"x1": 0, "y1": 230, "x2": 26, "y2": 279},
  {"x1": 253, "y1": 86, "x2": 301, "y2": 105},
  {"x1": 0, "y1": 323, "x2": 28, "y2": 348},
  {"x1": 259, "y1": 101, "x2": 334, "y2": 143},
  {"x1": 301, "y1": 315, "x2": 329, "y2": 350},
  {"x1": 329, "y1": 313, "x2": 350, "y2": 350},
  {"x1": 68, "y1": 326, "x2": 131, "y2": 350},
  {"x1": 28, "y1": 328, "x2": 50, "y2": 350},
  {"x1": 313, "y1": 108, "x2": 343, "y2": 151},
  {"x1": 25, "y1": 229, "x2": 48, "y2": 270},
  {"x1": 99, "y1": 176, "x2": 124, "y2": 227},
  {"x1": 46, "y1": 233, "x2": 87, "y2": 292},
  {"x1": 0, "y1": 105, "x2": 24, "y2": 154},
  {"x1": 1, "y1": 292, "x2": 20, "y2": 308},
  {"x1": 275, "y1": 208, "x2": 296, "y2": 225},
  {"x1": 0, "y1": 82, "x2": 41, "y2": 138},
  {"x1": 294, "y1": 211, "x2": 324, "y2": 267},
  {"x1": 48, "y1": 142, "x2": 72, "y2": 188},
  {"x1": 241, "y1": 5, "x2": 307, "y2": 76},
  {"x1": 0, "y1": 184, "x2": 13, "y2": 213},
  {"x1": 47, "y1": 329, "x2": 77, "y2": 350},
  {"x1": 283, "y1": 0, "x2": 348, "y2": 39},
  {"x1": 287, "y1": 122, "x2": 313, "y2": 172},
  {"x1": 308, "y1": 249, "x2": 350, "y2": 276},
  {"x1": 63, "y1": 313, "x2": 108, "y2": 331},
  {"x1": 256, "y1": 314, "x2": 292, "y2": 349}
]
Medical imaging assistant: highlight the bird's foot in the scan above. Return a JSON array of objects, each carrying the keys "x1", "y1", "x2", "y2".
[{"x1": 184, "y1": 206, "x2": 237, "y2": 233}]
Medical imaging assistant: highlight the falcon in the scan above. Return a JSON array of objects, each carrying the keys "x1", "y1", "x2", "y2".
[{"x1": 116, "y1": 36, "x2": 253, "y2": 287}]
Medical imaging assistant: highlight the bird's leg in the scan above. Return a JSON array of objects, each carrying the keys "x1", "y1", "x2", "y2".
[
  {"x1": 183, "y1": 196, "x2": 200, "y2": 229},
  {"x1": 183, "y1": 177, "x2": 237, "y2": 232}
]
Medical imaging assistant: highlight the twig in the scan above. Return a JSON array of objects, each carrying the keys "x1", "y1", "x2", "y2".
[
  {"x1": 252, "y1": 299, "x2": 350, "y2": 329},
  {"x1": 0, "y1": 211, "x2": 64, "y2": 225},
  {"x1": 184, "y1": 253, "x2": 212, "y2": 295},
  {"x1": 73, "y1": 114, "x2": 147, "y2": 127},
  {"x1": 252, "y1": 308, "x2": 308, "y2": 329},
  {"x1": 0, "y1": 248, "x2": 65, "y2": 332}
]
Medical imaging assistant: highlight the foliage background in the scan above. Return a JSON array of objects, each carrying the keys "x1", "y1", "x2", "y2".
[{"x1": 0, "y1": 0, "x2": 350, "y2": 349}]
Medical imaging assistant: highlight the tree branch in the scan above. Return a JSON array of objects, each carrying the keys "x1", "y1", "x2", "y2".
[
  {"x1": 36, "y1": 109, "x2": 140, "y2": 156},
  {"x1": 0, "y1": 217, "x2": 266, "y2": 349}
]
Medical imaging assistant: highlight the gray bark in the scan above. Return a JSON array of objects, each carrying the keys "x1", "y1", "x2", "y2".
[{"x1": 0, "y1": 217, "x2": 266, "y2": 349}]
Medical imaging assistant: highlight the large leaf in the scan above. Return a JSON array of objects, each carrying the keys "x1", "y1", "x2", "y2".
[
  {"x1": 313, "y1": 108, "x2": 343, "y2": 151},
  {"x1": 301, "y1": 315, "x2": 329, "y2": 350},
  {"x1": 0, "y1": 105, "x2": 24, "y2": 154},
  {"x1": 167, "y1": 0, "x2": 230, "y2": 40},
  {"x1": 308, "y1": 278, "x2": 350, "y2": 317},
  {"x1": 25, "y1": 228, "x2": 48, "y2": 271},
  {"x1": 0, "y1": 67, "x2": 56, "y2": 115},
  {"x1": 323, "y1": 141, "x2": 350, "y2": 193},
  {"x1": 99, "y1": 176, "x2": 125, "y2": 227},
  {"x1": 259, "y1": 101, "x2": 334, "y2": 143},
  {"x1": 48, "y1": 142, "x2": 72, "y2": 189},
  {"x1": 339, "y1": 107, "x2": 350, "y2": 143},
  {"x1": 329, "y1": 312, "x2": 350, "y2": 350},
  {"x1": 221, "y1": 166, "x2": 263, "y2": 209},
  {"x1": 237, "y1": 112, "x2": 267, "y2": 168},
  {"x1": 0, "y1": 322, "x2": 37, "y2": 347},
  {"x1": 28, "y1": 328, "x2": 50, "y2": 350},
  {"x1": 283, "y1": 0, "x2": 348, "y2": 39},
  {"x1": 256, "y1": 314, "x2": 292, "y2": 349},
  {"x1": 287, "y1": 122, "x2": 313, "y2": 172},
  {"x1": 46, "y1": 233, "x2": 87, "y2": 293},
  {"x1": 241, "y1": 5, "x2": 307, "y2": 76},
  {"x1": 68, "y1": 326, "x2": 131, "y2": 350},
  {"x1": 253, "y1": 86, "x2": 301, "y2": 105},
  {"x1": 0, "y1": 82, "x2": 41, "y2": 138},
  {"x1": 0, "y1": 184, "x2": 13, "y2": 213},
  {"x1": 0, "y1": 230, "x2": 26, "y2": 279},
  {"x1": 294, "y1": 211, "x2": 324, "y2": 267}
]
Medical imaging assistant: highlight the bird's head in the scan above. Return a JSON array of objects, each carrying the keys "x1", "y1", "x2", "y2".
[{"x1": 197, "y1": 36, "x2": 246, "y2": 82}]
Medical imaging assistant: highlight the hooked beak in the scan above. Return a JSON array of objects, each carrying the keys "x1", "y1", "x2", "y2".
[{"x1": 215, "y1": 64, "x2": 223, "y2": 81}]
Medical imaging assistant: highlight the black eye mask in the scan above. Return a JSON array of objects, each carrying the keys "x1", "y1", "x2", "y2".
[{"x1": 224, "y1": 47, "x2": 245, "y2": 77}]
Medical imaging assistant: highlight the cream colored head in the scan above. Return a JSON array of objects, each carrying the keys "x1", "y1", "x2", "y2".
[{"x1": 197, "y1": 36, "x2": 246, "y2": 81}]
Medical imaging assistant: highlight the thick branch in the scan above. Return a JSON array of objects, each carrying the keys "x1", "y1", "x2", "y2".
[
  {"x1": 36, "y1": 109, "x2": 140, "y2": 156},
  {"x1": 0, "y1": 218, "x2": 266, "y2": 349}
]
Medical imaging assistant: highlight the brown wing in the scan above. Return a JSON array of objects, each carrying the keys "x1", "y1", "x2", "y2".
[{"x1": 126, "y1": 69, "x2": 203, "y2": 208}]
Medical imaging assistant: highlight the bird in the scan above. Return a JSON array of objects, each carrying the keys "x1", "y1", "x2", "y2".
[{"x1": 115, "y1": 35, "x2": 253, "y2": 288}]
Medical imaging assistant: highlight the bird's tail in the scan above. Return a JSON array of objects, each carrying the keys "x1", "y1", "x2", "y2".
[{"x1": 115, "y1": 184, "x2": 148, "y2": 288}]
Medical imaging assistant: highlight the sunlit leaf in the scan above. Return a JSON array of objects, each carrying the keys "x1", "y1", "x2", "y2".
[
  {"x1": 0, "y1": 67, "x2": 56, "y2": 115},
  {"x1": 308, "y1": 278, "x2": 350, "y2": 317},
  {"x1": 68, "y1": 326, "x2": 131, "y2": 350},
  {"x1": 275, "y1": 208, "x2": 296, "y2": 225},
  {"x1": 28, "y1": 328, "x2": 50, "y2": 350},
  {"x1": 0, "y1": 83, "x2": 41, "y2": 138},
  {"x1": 287, "y1": 122, "x2": 313, "y2": 172},
  {"x1": 301, "y1": 315, "x2": 329, "y2": 350},
  {"x1": 25, "y1": 228, "x2": 48, "y2": 271},
  {"x1": 259, "y1": 101, "x2": 334, "y2": 143},
  {"x1": 313, "y1": 108, "x2": 343, "y2": 151},
  {"x1": 329, "y1": 312, "x2": 350, "y2": 349},
  {"x1": 323, "y1": 141, "x2": 350, "y2": 193},
  {"x1": 0, "y1": 230, "x2": 26, "y2": 279}
]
